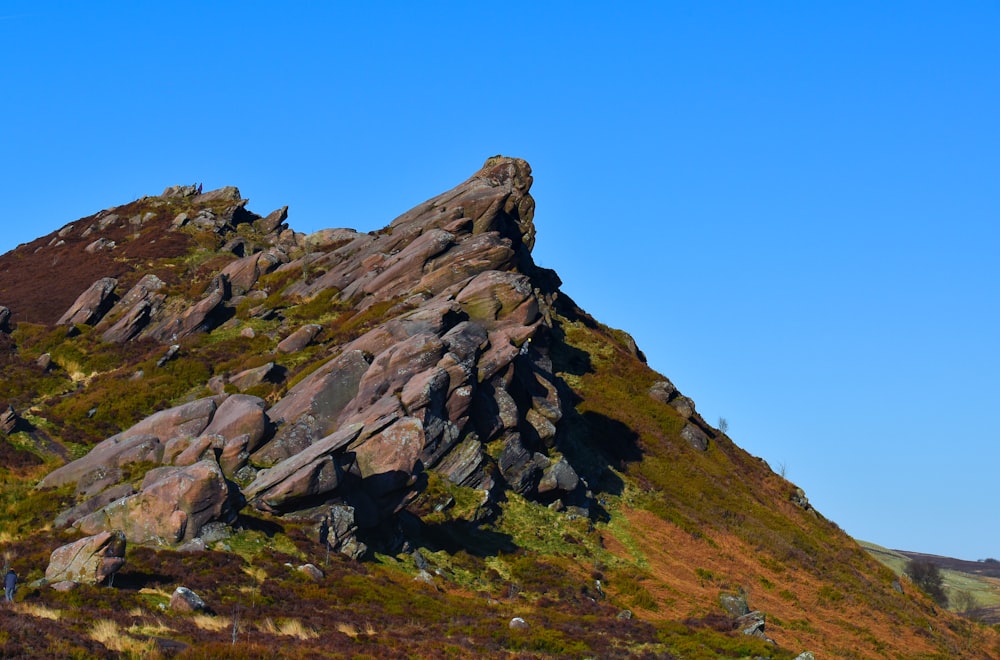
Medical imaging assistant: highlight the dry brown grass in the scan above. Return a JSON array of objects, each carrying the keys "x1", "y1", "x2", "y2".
[
  {"x1": 606, "y1": 506, "x2": 1000, "y2": 657},
  {"x1": 13, "y1": 602, "x2": 61, "y2": 620},
  {"x1": 90, "y1": 619, "x2": 161, "y2": 658},
  {"x1": 258, "y1": 617, "x2": 319, "y2": 639},
  {"x1": 191, "y1": 613, "x2": 231, "y2": 632},
  {"x1": 335, "y1": 621, "x2": 377, "y2": 638}
]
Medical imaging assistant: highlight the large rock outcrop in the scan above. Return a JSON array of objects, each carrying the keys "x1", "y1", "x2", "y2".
[{"x1": 40, "y1": 157, "x2": 591, "y2": 555}]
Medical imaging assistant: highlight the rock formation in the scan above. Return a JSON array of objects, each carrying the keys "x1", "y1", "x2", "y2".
[
  {"x1": 45, "y1": 530, "x2": 127, "y2": 585},
  {"x1": 28, "y1": 157, "x2": 719, "y2": 559}
]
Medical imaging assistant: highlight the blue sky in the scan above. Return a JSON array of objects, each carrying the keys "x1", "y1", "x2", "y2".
[{"x1": 2, "y1": 2, "x2": 998, "y2": 560}]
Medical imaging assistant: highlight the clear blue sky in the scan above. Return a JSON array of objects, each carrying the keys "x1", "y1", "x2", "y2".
[{"x1": 2, "y1": 2, "x2": 997, "y2": 560}]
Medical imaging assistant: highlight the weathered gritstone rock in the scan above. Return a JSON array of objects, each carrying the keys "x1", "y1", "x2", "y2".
[
  {"x1": 75, "y1": 460, "x2": 236, "y2": 545},
  {"x1": 45, "y1": 530, "x2": 127, "y2": 585},
  {"x1": 276, "y1": 323, "x2": 323, "y2": 353},
  {"x1": 38, "y1": 157, "x2": 600, "y2": 554},
  {"x1": 170, "y1": 586, "x2": 208, "y2": 613},
  {"x1": 244, "y1": 423, "x2": 364, "y2": 509},
  {"x1": 57, "y1": 276, "x2": 118, "y2": 326},
  {"x1": 148, "y1": 273, "x2": 231, "y2": 342}
]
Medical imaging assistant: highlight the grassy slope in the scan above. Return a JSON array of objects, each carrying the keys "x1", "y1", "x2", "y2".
[
  {"x1": 545, "y1": 297, "x2": 1000, "y2": 658},
  {"x1": 861, "y1": 540, "x2": 1000, "y2": 622}
]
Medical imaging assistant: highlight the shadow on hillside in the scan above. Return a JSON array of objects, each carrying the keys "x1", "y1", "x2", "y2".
[
  {"x1": 111, "y1": 569, "x2": 176, "y2": 591},
  {"x1": 556, "y1": 410, "x2": 641, "y2": 502},
  {"x1": 235, "y1": 514, "x2": 284, "y2": 536},
  {"x1": 401, "y1": 513, "x2": 516, "y2": 557},
  {"x1": 581, "y1": 411, "x2": 643, "y2": 465}
]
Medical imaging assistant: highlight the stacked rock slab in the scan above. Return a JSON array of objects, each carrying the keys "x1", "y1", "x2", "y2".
[{"x1": 42, "y1": 157, "x2": 589, "y2": 559}]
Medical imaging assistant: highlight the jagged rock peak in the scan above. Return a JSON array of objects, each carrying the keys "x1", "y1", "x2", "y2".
[{"x1": 389, "y1": 155, "x2": 537, "y2": 252}]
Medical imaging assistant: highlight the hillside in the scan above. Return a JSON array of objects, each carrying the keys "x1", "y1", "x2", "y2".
[
  {"x1": 0, "y1": 157, "x2": 997, "y2": 658},
  {"x1": 862, "y1": 541, "x2": 1000, "y2": 625}
]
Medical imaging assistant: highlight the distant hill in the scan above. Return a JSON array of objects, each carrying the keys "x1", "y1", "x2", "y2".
[
  {"x1": 0, "y1": 157, "x2": 997, "y2": 657},
  {"x1": 862, "y1": 541, "x2": 1000, "y2": 625}
]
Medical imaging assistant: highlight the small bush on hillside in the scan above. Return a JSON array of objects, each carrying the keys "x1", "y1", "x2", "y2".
[{"x1": 905, "y1": 559, "x2": 949, "y2": 608}]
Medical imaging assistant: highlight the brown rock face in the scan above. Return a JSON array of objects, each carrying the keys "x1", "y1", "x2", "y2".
[
  {"x1": 57, "y1": 277, "x2": 118, "y2": 326},
  {"x1": 45, "y1": 530, "x2": 127, "y2": 585}
]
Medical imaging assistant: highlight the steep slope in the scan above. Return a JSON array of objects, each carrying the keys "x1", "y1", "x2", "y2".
[{"x1": 0, "y1": 158, "x2": 997, "y2": 658}]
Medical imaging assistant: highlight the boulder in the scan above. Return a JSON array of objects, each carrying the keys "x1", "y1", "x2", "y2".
[
  {"x1": 244, "y1": 423, "x2": 363, "y2": 508},
  {"x1": 648, "y1": 380, "x2": 677, "y2": 404},
  {"x1": 720, "y1": 592, "x2": 750, "y2": 617},
  {"x1": 0, "y1": 405, "x2": 20, "y2": 434},
  {"x1": 57, "y1": 277, "x2": 118, "y2": 326},
  {"x1": 276, "y1": 324, "x2": 322, "y2": 353},
  {"x1": 38, "y1": 433, "x2": 163, "y2": 489},
  {"x1": 170, "y1": 586, "x2": 208, "y2": 613},
  {"x1": 229, "y1": 362, "x2": 277, "y2": 391},
  {"x1": 352, "y1": 417, "x2": 424, "y2": 497},
  {"x1": 298, "y1": 563, "x2": 324, "y2": 580},
  {"x1": 101, "y1": 299, "x2": 155, "y2": 343},
  {"x1": 45, "y1": 530, "x2": 126, "y2": 585},
  {"x1": 680, "y1": 423, "x2": 709, "y2": 451},
  {"x1": 258, "y1": 206, "x2": 289, "y2": 234},
  {"x1": 202, "y1": 394, "x2": 270, "y2": 454},
  {"x1": 221, "y1": 251, "x2": 281, "y2": 294},
  {"x1": 537, "y1": 457, "x2": 580, "y2": 495},
  {"x1": 319, "y1": 504, "x2": 368, "y2": 560},
  {"x1": 193, "y1": 186, "x2": 242, "y2": 204},
  {"x1": 40, "y1": 397, "x2": 222, "y2": 489},
  {"x1": 149, "y1": 274, "x2": 231, "y2": 342},
  {"x1": 0, "y1": 305, "x2": 10, "y2": 332},
  {"x1": 509, "y1": 617, "x2": 530, "y2": 630},
  {"x1": 670, "y1": 396, "x2": 696, "y2": 418},
  {"x1": 75, "y1": 460, "x2": 236, "y2": 545},
  {"x1": 124, "y1": 397, "x2": 218, "y2": 444},
  {"x1": 55, "y1": 483, "x2": 135, "y2": 529}
]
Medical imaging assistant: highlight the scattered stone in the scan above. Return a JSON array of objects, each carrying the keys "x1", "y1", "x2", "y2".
[
  {"x1": 229, "y1": 362, "x2": 276, "y2": 391},
  {"x1": 318, "y1": 503, "x2": 368, "y2": 560},
  {"x1": 157, "y1": 344, "x2": 181, "y2": 367},
  {"x1": 509, "y1": 617, "x2": 529, "y2": 630},
  {"x1": 276, "y1": 323, "x2": 322, "y2": 353},
  {"x1": 790, "y1": 488, "x2": 813, "y2": 513},
  {"x1": 84, "y1": 237, "x2": 116, "y2": 253},
  {"x1": 669, "y1": 395, "x2": 696, "y2": 418},
  {"x1": 170, "y1": 586, "x2": 207, "y2": 613},
  {"x1": 648, "y1": 380, "x2": 676, "y2": 404},
  {"x1": 1, "y1": 405, "x2": 21, "y2": 434},
  {"x1": 680, "y1": 423, "x2": 709, "y2": 451},
  {"x1": 720, "y1": 592, "x2": 750, "y2": 617},
  {"x1": 297, "y1": 564, "x2": 324, "y2": 581}
]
